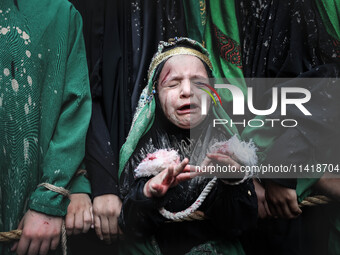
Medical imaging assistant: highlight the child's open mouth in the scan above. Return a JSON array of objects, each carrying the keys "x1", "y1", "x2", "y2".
[{"x1": 177, "y1": 103, "x2": 199, "y2": 113}]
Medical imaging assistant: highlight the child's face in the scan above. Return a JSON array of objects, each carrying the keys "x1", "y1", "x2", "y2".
[{"x1": 157, "y1": 55, "x2": 211, "y2": 129}]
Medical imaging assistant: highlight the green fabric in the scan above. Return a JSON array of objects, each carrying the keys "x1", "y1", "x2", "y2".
[
  {"x1": 183, "y1": 0, "x2": 247, "y2": 111},
  {"x1": 182, "y1": 0, "x2": 207, "y2": 45},
  {"x1": 0, "y1": 1, "x2": 91, "y2": 253},
  {"x1": 119, "y1": 90, "x2": 156, "y2": 179},
  {"x1": 296, "y1": 178, "x2": 319, "y2": 202},
  {"x1": 315, "y1": 0, "x2": 340, "y2": 41},
  {"x1": 69, "y1": 161, "x2": 91, "y2": 194},
  {"x1": 212, "y1": 100, "x2": 239, "y2": 138},
  {"x1": 241, "y1": 115, "x2": 282, "y2": 164},
  {"x1": 69, "y1": 174, "x2": 91, "y2": 194}
]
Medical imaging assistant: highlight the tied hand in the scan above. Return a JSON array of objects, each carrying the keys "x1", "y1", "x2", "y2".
[
  {"x1": 265, "y1": 181, "x2": 302, "y2": 219},
  {"x1": 143, "y1": 158, "x2": 194, "y2": 198},
  {"x1": 66, "y1": 193, "x2": 93, "y2": 235},
  {"x1": 198, "y1": 153, "x2": 243, "y2": 182},
  {"x1": 93, "y1": 194, "x2": 123, "y2": 244},
  {"x1": 205, "y1": 153, "x2": 241, "y2": 170},
  {"x1": 11, "y1": 210, "x2": 62, "y2": 255}
]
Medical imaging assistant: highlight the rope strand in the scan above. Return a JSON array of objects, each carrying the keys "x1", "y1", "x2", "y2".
[
  {"x1": 0, "y1": 183, "x2": 70, "y2": 255},
  {"x1": 159, "y1": 177, "x2": 217, "y2": 221},
  {"x1": 160, "y1": 194, "x2": 333, "y2": 222},
  {"x1": 38, "y1": 183, "x2": 70, "y2": 197}
]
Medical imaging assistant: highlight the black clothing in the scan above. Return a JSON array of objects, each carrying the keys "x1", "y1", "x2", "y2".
[
  {"x1": 118, "y1": 106, "x2": 257, "y2": 254},
  {"x1": 71, "y1": 0, "x2": 188, "y2": 198},
  {"x1": 237, "y1": 1, "x2": 340, "y2": 255},
  {"x1": 238, "y1": 0, "x2": 340, "y2": 189}
]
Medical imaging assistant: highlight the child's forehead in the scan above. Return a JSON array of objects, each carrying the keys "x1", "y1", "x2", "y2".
[
  {"x1": 158, "y1": 55, "x2": 207, "y2": 83},
  {"x1": 164, "y1": 54, "x2": 203, "y2": 66}
]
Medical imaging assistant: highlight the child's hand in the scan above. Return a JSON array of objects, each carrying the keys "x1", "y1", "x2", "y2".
[
  {"x1": 205, "y1": 153, "x2": 241, "y2": 170},
  {"x1": 198, "y1": 153, "x2": 244, "y2": 182},
  {"x1": 66, "y1": 193, "x2": 93, "y2": 235},
  {"x1": 143, "y1": 158, "x2": 192, "y2": 198}
]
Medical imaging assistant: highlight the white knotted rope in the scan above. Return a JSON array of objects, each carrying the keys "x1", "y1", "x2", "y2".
[{"x1": 159, "y1": 177, "x2": 217, "y2": 221}]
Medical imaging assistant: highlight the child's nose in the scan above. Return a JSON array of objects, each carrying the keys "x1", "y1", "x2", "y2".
[{"x1": 180, "y1": 79, "x2": 193, "y2": 97}]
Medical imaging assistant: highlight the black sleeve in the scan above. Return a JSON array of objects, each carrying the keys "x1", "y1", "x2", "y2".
[
  {"x1": 237, "y1": 0, "x2": 340, "y2": 190},
  {"x1": 119, "y1": 178, "x2": 258, "y2": 239},
  {"x1": 86, "y1": 58, "x2": 119, "y2": 198},
  {"x1": 118, "y1": 178, "x2": 165, "y2": 238},
  {"x1": 70, "y1": 0, "x2": 119, "y2": 197},
  {"x1": 203, "y1": 180, "x2": 258, "y2": 237},
  {"x1": 86, "y1": 99, "x2": 119, "y2": 197}
]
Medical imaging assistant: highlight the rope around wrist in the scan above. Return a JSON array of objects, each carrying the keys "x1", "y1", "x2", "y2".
[
  {"x1": 0, "y1": 182, "x2": 70, "y2": 255},
  {"x1": 38, "y1": 182, "x2": 70, "y2": 197},
  {"x1": 38, "y1": 183, "x2": 69, "y2": 255}
]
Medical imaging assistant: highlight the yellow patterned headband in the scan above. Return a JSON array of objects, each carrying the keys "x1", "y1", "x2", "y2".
[{"x1": 148, "y1": 47, "x2": 213, "y2": 80}]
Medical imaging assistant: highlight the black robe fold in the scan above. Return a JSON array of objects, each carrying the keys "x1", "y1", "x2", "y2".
[
  {"x1": 238, "y1": 0, "x2": 340, "y2": 189},
  {"x1": 71, "y1": 0, "x2": 187, "y2": 197}
]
